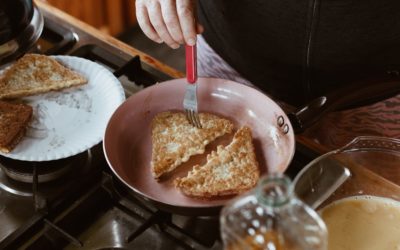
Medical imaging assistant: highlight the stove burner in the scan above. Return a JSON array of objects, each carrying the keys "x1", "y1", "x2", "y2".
[{"x1": 0, "y1": 151, "x2": 90, "y2": 184}]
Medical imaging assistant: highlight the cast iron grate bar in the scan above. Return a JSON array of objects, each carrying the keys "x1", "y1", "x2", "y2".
[
  {"x1": 164, "y1": 219, "x2": 218, "y2": 248},
  {"x1": 104, "y1": 172, "x2": 157, "y2": 214},
  {"x1": 71, "y1": 45, "x2": 123, "y2": 69},
  {"x1": 113, "y1": 56, "x2": 158, "y2": 87},
  {"x1": 117, "y1": 192, "x2": 215, "y2": 249},
  {"x1": 107, "y1": 182, "x2": 155, "y2": 215},
  {"x1": 32, "y1": 165, "x2": 47, "y2": 211},
  {"x1": 0, "y1": 213, "x2": 45, "y2": 250},
  {"x1": 161, "y1": 227, "x2": 197, "y2": 250},
  {"x1": 70, "y1": 44, "x2": 170, "y2": 86},
  {"x1": 125, "y1": 210, "x2": 170, "y2": 243},
  {"x1": 107, "y1": 176, "x2": 201, "y2": 248},
  {"x1": 122, "y1": 209, "x2": 194, "y2": 249},
  {"x1": 43, "y1": 219, "x2": 83, "y2": 247},
  {"x1": 41, "y1": 16, "x2": 77, "y2": 55}
]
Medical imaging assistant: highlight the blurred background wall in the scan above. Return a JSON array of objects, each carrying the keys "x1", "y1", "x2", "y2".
[{"x1": 40, "y1": 0, "x2": 137, "y2": 36}]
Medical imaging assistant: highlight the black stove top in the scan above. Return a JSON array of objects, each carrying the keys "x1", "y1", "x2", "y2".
[{"x1": 0, "y1": 15, "x2": 313, "y2": 250}]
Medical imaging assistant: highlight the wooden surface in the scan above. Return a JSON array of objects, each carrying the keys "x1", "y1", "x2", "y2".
[
  {"x1": 302, "y1": 93, "x2": 400, "y2": 152},
  {"x1": 38, "y1": 0, "x2": 137, "y2": 35}
]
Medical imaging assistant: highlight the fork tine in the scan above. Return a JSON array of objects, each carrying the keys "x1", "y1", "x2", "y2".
[
  {"x1": 193, "y1": 112, "x2": 202, "y2": 129},
  {"x1": 184, "y1": 108, "x2": 202, "y2": 128},
  {"x1": 189, "y1": 110, "x2": 196, "y2": 127},
  {"x1": 185, "y1": 109, "x2": 193, "y2": 126},
  {"x1": 185, "y1": 109, "x2": 194, "y2": 127},
  {"x1": 191, "y1": 110, "x2": 200, "y2": 128},
  {"x1": 185, "y1": 109, "x2": 190, "y2": 123}
]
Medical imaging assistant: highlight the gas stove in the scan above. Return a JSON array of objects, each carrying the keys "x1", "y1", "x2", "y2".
[
  {"x1": 5, "y1": 2, "x2": 399, "y2": 249},
  {"x1": 0, "y1": 11, "x2": 234, "y2": 250}
]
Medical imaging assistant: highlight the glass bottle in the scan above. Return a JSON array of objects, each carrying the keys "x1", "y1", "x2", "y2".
[{"x1": 220, "y1": 174, "x2": 327, "y2": 250}]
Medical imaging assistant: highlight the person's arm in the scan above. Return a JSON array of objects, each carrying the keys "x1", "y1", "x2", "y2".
[{"x1": 135, "y1": 0, "x2": 203, "y2": 49}]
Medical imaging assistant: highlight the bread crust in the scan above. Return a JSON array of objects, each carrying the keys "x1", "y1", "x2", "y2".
[
  {"x1": 151, "y1": 111, "x2": 234, "y2": 179},
  {"x1": 0, "y1": 54, "x2": 87, "y2": 99},
  {"x1": 175, "y1": 126, "x2": 260, "y2": 198},
  {"x1": 0, "y1": 101, "x2": 33, "y2": 153}
]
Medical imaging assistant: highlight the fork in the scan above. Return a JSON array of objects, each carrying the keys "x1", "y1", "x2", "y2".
[{"x1": 183, "y1": 44, "x2": 202, "y2": 128}]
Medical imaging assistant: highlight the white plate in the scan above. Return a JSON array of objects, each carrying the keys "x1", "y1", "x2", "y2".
[{"x1": 0, "y1": 55, "x2": 125, "y2": 161}]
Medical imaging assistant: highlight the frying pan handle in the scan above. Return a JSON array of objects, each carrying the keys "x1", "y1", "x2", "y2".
[{"x1": 289, "y1": 79, "x2": 400, "y2": 133}]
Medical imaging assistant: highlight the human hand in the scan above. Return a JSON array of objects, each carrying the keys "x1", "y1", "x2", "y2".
[{"x1": 135, "y1": 0, "x2": 203, "y2": 49}]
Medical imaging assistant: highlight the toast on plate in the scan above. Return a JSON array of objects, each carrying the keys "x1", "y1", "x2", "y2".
[
  {"x1": 175, "y1": 126, "x2": 260, "y2": 198},
  {"x1": 0, "y1": 101, "x2": 33, "y2": 153},
  {"x1": 151, "y1": 111, "x2": 234, "y2": 179},
  {"x1": 0, "y1": 54, "x2": 87, "y2": 99}
]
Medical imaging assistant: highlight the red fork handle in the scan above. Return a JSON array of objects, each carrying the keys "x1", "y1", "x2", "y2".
[{"x1": 185, "y1": 44, "x2": 197, "y2": 84}]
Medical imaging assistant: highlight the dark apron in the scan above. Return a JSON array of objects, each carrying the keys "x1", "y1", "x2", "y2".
[{"x1": 198, "y1": 0, "x2": 400, "y2": 106}]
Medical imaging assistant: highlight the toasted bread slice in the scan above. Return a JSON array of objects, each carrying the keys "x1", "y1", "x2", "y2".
[
  {"x1": 0, "y1": 54, "x2": 87, "y2": 99},
  {"x1": 0, "y1": 101, "x2": 33, "y2": 153},
  {"x1": 151, "y1": 111, "x2": 234, "y2": 179},
  {"x1": 175, "y1": 126, "x2": 259, "y2": 198}
]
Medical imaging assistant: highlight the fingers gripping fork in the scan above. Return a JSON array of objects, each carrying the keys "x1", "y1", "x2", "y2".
[{"x1": 183, "y1": 44, "x2": 202, "y2": 128}]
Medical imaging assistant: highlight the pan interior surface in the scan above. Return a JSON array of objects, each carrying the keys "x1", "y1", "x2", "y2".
[{"x1": 103, "y1": 78, "x2": 295, "y2": 211}]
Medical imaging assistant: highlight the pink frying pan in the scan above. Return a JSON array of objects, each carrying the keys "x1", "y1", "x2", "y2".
[{"x1": 103, "y1": 77, "x2": 295, "y2": 215}]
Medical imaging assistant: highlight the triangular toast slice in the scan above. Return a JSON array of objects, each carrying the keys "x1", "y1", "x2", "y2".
[
  {"x1": 151, "y1": 111, "x2": 234, "y2": 179},
  {"x1": 175, "y1": 126, "x2": 260, "y2": 198},
  {"x1": 0, "y1": 101, "x2": 33, "y2": 153},
  {"x1": 0, "y1": 54, "x2": 87, "y2": 99}
]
